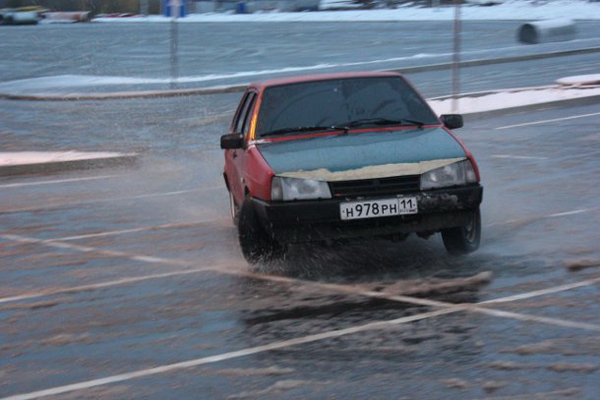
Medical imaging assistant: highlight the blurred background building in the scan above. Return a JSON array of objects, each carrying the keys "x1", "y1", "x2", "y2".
[{"x1": 0, "y1": 0, "x2": 324, "y2": 14}]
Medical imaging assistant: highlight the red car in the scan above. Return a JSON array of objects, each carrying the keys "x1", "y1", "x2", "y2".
[{"x1": 221, "y1": 72, "x2": 483, "y2": 264}]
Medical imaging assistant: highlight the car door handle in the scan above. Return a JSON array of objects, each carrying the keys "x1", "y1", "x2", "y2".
[{"x1": 232, "y1": 151, "x2": 238, "y2": 159}]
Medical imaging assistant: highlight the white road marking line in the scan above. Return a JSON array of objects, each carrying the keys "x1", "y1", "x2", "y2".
[
  {"x1": 2, "y1": 231, "x2": 599, "y2": 312},
  {"x1": 0, "y1": 232, "x2": 447, "y2": 309},
  {"x1": 495, "y1": 112, "x2": 600, "y2": 130},
  {"x1": 2, "y1": 229, "x2": 599, "y2": 336},
  {"x1": 0, "y1": 175, "x2": 120, "y2": 189},
  {"x1": 2, "y1": 296, "x2": 598, "y2": 400},
  {"x1": 0, "y1": 307, "x2": 458, "y2": 400},
  {"x1": 473, "y1": 307, "x2": 600, "y2": 332},
  {"x1": 0, "y1": 234, "x2": 191, "y2": 266},
  {"x1": 490, "y1": 155, "x2": 548, "y2": 160},
  {"x1": 236, "y1": 270, "x2": 450, "y2": 308},
  {"x1": 53, "y1": 220, "x2": 224, "y2": 241},
  {"x1": 549, "y1": 208, "x2": 596, "y2": 218},
  {"x1": 131, "y1": 256, "x2": 167, "y2": 263},
  {"x1": 54, "y1": 225, "x2": 187, "y2": 241},
  {"x1": 479, "y1": 277, "x2": 600, "y2": 304},
  {"x1": 249, "y1": 272, "x2": 600, "y2": 332},
  {"x1": 0, "y1": 268, "x2": 219, "y2": 305},
  {"x1": 0, "y1": 188, "x2": 220, "y2": 213},
  {"x1": 2, "y1": 257, "x2": 596, "y2": 335},
  {"x1": 105, "y1": 189, "x2": 203, "y2": 201},
  {"x1": 485, "y1": 206, "x2": 598, "y2": 228}
]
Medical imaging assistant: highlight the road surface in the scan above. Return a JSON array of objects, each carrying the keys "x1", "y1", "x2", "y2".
[
  {"x1": 1, "y1": 20, "x2": 599, "y2": 400},
  {"x1": 1, "y1": 103, "x2": 599, "y2": 399}
]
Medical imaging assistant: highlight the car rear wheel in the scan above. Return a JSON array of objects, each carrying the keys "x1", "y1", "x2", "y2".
[
  {"x1": 441, "y1": 208, "x2": 481, "y2": 255},
  {"x1": 238, "y1": 197, "x2": 286, "y2": 264}
]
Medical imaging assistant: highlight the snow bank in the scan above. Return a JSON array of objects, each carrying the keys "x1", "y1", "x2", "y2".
[
  {"x1": 429, "y1": 85, "x2": 600, "y2": 114},
  {"x1": 556, "y1": 73, "x2": 600, "y2": 86}
]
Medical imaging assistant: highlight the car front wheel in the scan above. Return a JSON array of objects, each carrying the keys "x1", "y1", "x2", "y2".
[
  {"x1": 238, "y1": 197, "x2": 286, "y2": 264},
  {"x1": 441, "y1": 208, "x2": 481, "y2": 255}
]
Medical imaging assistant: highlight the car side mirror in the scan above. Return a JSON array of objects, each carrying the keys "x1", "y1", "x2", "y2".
[
  {"x1": 440, "y1": 114, "x2": 464, "y2": 130},
  {"x1": 220, "y1": 133, "x2": 244, "y2": 149}
]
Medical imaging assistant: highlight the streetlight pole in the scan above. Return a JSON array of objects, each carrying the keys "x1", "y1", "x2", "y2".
[
  {"x1": 169, "y1": 0, "x2": 181, "y2": 90},
  {"x1": 140, "y1": 0, "x2": 149, "y2": 16},
  {"x1": 452, "y1": 0, "x2": 462, "y2": 113}
]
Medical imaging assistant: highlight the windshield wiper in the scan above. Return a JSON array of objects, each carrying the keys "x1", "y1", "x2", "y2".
[
  {"x1": 261, "y1": 118, "x2": 426, "y2": 137},
  {"x1": 262, "y1": 125, "x2": 349, "y2": 137},
  {"x1": 346, "y1": 118, "x2": 426, "y2": 129}
]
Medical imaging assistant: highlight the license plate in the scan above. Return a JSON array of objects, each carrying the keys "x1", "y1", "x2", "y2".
[{"x1": 340, "y1": 197, "x2": 418, "y2": 221}]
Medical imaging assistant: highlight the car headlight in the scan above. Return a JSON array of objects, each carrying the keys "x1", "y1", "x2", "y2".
[
  {"x1": 421, "y1": 160, "x2": 477, "y2": 190},
  {"x1": 271, "y1": 176, "x2": 332, "y2": 201}
]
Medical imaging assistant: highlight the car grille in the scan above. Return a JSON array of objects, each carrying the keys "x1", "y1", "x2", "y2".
[{"x1": 329, "y1": 175, "x2": 421, "y2": 198}]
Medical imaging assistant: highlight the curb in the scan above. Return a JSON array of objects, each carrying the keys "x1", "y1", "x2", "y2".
[
  {"x1": 0, "y1": 154, "x2": 139, "y2": 177},
  {"x1": 1, "y1": 47, "x2": 599, "y2": 101},
  {"x1": 0, "y1": 84, "x2": 247, "y2": 102},
  {"x1": 388, "y1": 47, "x2": 600, "y2": 75}
]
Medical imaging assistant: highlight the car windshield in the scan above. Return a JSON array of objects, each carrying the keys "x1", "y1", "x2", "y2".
[{"x1": 256, "y1": 76, "x2": 439, "y2": 137}]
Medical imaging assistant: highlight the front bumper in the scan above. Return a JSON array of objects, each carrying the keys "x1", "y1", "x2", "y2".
[{"x1": 251, "y1": 184, "x2": 483, "y2": 243}]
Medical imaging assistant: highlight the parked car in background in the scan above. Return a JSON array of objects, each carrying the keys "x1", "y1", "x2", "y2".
[
  {"x1": 0, "y1": 8, "x2": 39, "y2": 25},
  {"x1": 221, "y1": 72, "x2": 483, "y2": 264}
]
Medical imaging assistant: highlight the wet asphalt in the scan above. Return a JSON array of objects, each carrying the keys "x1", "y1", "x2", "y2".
[
  {"x1": 1, "y1": 101, "x2": 599, "y2": 399},
  {"x1": 1, "y1": 20, "x2": 600, "y2": 400}
]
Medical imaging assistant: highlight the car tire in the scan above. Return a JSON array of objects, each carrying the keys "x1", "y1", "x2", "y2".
[
  {"x1": 441, "y1": 208, "x2": 481, "y2": 255},
  {"x1": 238, "y1": 197, "x2": 286, "y2": 264},
  {"x1": 229, "y1": 191, "x2": 239, "y2": 226}
]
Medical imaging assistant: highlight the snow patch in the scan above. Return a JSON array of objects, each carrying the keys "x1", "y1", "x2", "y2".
[
  {"x1": 429, "y1": 86, "x2": 600, "y2": 115},
  {"x1": 0, "y1": 151, "x2": 135, "y2": 167},
  {"x1": 556, "y1": 73, "x2": 600, "y2": 86}
]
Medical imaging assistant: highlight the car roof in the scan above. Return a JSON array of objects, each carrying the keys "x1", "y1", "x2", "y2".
[{"x1": 249, "y1": 71, "x2": 404, "y2": 91}]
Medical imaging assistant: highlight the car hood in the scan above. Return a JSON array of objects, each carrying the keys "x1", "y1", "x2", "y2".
[{"x1": 257, "y1": 128, "x2": 467, "y2": 181}]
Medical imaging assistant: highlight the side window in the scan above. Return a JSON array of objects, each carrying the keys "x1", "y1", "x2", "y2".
[
  {"x1": 241, "y1": 93, "x2": 257, "y2": 138},
  {"x1": 232, "y1": 92, "x2": 253, "y2": 133}
]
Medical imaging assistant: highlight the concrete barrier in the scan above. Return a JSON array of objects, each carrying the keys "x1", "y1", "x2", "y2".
[{"x1": 518, "y1": 19, "x2": 576, "y2": 44}]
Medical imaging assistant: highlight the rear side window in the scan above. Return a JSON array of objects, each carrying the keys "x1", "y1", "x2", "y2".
[
  {"x1": 256, "y1": 76, "x2": 438, "y2": 137},
  {"x1": 232, "y1": 91, "x2": 256, "y2": 135},
  {"x1": 241, "y1": 93, "x2": 257, "y2": 138}
]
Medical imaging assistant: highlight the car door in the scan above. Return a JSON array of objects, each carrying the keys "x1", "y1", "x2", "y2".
[{"x1": 225, "y1": 90, "x2": 257, "y2": 206}]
